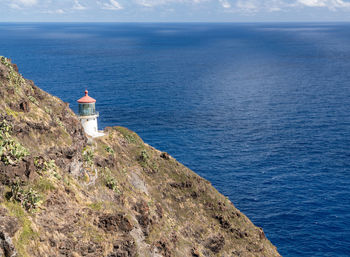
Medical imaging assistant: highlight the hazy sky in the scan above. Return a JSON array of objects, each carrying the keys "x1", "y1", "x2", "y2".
[{"x1": 2, "y1": 0, "x2": 350, "y2": 22}]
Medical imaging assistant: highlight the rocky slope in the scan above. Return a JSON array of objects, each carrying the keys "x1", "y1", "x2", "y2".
[{"x1": 0, "y1": 57, "x2": 281, "y2": 257}]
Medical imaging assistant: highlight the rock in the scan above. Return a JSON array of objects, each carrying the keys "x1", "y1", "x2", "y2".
[
  {"x1": 169, "y1": 181, "x2": 192, "y2": 189},
  {"x1": 191, "y1": 248, "x2": 200, "y2": 257},
  {"x1": 19, "y1": 101, "x2": 30, "y2": 112},
  {"x1": 213, "y1": 214, "x2": 231, "y2": 229},
  {"x1": 69, "y1": 158, "x2": 82, "y2": 177},
  {"x1": 155, "y1": 239, "x2": 172, "y2": 257},
  {"x1": 0, "y1": 208, "x2": 19, "y2": 237},
  {"x1": 107, "y1": 238, "x2": 137, "y2": 257},
  {"x1": 0, "y1": 231, "x2": 17, "y2": 257},
  {"x1": 129, "y1": 171, "x2": 148, "y2": 195},
  {"x1": 98, "y1": 213, "x2": 133, "y2": 233},
  {"x1": 160, "y1": 152, "x2": 170, "y2": 160},
  {"x1": 133, "y1": 200, "x2": 151, "y2": 236},
  {"x1": 205, "y1": 234, "x2": 225, "y2": 253}
]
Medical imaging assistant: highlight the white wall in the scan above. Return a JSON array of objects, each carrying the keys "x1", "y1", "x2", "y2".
[{"x1": 81, "y1": 117, "x2": 98, "y2": 137}]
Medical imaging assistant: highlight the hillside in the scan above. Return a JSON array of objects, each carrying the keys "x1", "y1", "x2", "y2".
[{"x1": 0, "y1": 56, "x2": 280, "y2": 257}]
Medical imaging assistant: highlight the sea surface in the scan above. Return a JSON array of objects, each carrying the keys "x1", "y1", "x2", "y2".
[{"x1": 0, "y1": 22, "x2": 349, "y2": 256}]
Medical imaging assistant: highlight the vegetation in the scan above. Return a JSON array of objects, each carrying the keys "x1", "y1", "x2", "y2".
[
  {"x1": 4, "y1": 201, "x2": 39, "y2": 257},
  {"x1": 115, "y1": 126, "x2": 142, "y2": 145},
  {"x1": 1, "y1": 56, "x2": 25, "y2": 89},
  {"x1": 139, "y1": 148, "x2": 151, "y2": 168},
  {"x1": 88, "y1": 202, "x2": 103, "y2": 211},
  {"x1": 9, "y1": 179, "x2": 41, "y2": 212},
  {"x1": 103, "y1": 167, "x2": 120, "y2": 194},
  {"x1": 140, "y1": 149, "x2": 149, "y2": 162},
  {"x1": 0, "y1": 120, "x2": 29, "y2": 165},
  {"x1": 28, "y1": 95, "x2": 39, "y2": 105},
  {"x1": 105, "y1": 146, "x2": 114, "y2": 154},
  {"x1": 82, "y1": 147, "x2": 94, "y2": 166},
  {"x1": 34, "y1": 157, "x2": 61, "y2": 180}
]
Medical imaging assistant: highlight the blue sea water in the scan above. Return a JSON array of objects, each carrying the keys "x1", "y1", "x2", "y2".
[{"x1": 0, "y1": 22, "x2": 349, "y2": 256}]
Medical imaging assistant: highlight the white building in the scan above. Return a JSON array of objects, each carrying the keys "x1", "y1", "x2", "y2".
[{"x1": 77, "y1": 90, "x2": 104, "y2": 138}]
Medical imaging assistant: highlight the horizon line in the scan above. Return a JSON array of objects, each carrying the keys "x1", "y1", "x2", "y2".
[{"x1": 1, "y1": 21, "x2": 350, "y2": 24}]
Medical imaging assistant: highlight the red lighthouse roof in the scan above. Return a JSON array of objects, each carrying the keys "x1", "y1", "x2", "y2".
[{"x1": 77, "y1": 90, "x2": 96, "y2": 103}]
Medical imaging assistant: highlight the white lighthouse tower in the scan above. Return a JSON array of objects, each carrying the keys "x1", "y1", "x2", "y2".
[{"x1": 77, "y1": 90, "x2": 104, "y2": 138}]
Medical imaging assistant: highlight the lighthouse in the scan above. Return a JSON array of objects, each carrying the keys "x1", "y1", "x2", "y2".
[{"x1": 77, "y1": 90, "x2": 104, "y2": 138}]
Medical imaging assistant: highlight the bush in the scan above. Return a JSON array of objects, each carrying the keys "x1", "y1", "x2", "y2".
[
  {"x1": 105, "y1": 146, "x2": 114, "y2": 155},
  {"x1": 140, "y1": 149, "x2": 149, "y2": 162},
  {"x1": 34, "y1": 157, "x2": 61, "y2": 179},
  {"x1": 0, "y1": 120, "x2": 29, "y2": 165},
  {"x1": 28, "y1": 96, "x2": 38, "y2": 105},
  {"x1": 10, "y1": 180, "x2": 41, "y2": 212},
  {"x1": 1, "y1": 56, "x2": 25, "y2": 89},
  {"x1": 83, "y1": 147, "x2": 94, "y2": 166},
  {"x1": 103, "y1": 168, "x2": 119, "y2": 194}
]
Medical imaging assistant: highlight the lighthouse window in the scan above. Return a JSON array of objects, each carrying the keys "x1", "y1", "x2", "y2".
[{"x1": 79, "y1": 103, "x2": 96, "y2": 116}]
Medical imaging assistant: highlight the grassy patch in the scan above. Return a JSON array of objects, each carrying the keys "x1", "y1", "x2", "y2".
[
  {"x1": 115, "y1": 127, "x2": 143, "y2": 145},
  {"x1": 4, "y1": 201, "x2": 38, "y2": 257},
  {"x1": 5, "y1": 107, "x2": 19, "y2": 119},
  {"x1": 88, "y1": 202, "x2": 103, "y2": 211},
  {"x1": 32, "y1": 177, "x2": 56, "y2": 193}
]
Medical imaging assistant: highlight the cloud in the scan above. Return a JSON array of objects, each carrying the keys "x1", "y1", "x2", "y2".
[
  {"x1": 8, "y1": 3, "x2": 21, "y2": 9},
  {"x1": 16, "y1": 0, "x2": 38, "y2": 5},
  {"x1": 42, "y1": 8, "x2": 66, "y2": 14},
  {"x1": 40, "y1": 9, "x2": 66, "y2": 14},
  {"x1": 101, "y1": 0, "x2": 123, "y2": 10},
  {"x1": 236, "y1": 0, "x2": 259, "y2": 12},
  {"x1": 231, "y1": 0, "x2": 350, "y2": 13},
  {"x1": 6, "y1": 0, "x2": 350, "y2": 19},
  {"x1": 219, "y1": 0, "x2": 231, "y2": 8},
  {"x1": 10, "y1": 0, "x2": 38, "y2": 7},
  {"x1": 56, "y1": 9, "x2": 65, "y2": 14},
  {"x1": 297, "y1": 0, "x2": 350, "y2": 9},
  {"x1": 134, "y1": 0, "x2": 209, "y2": 8},
  {"x1": 298, "y1": 0, "x2": 326, "y2": 6},
  {"x1": 73, "y1": 0, "x2": 87, "y2": 10}
]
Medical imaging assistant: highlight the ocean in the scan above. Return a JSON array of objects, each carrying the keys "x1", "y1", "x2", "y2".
[{"x1": 0, "y1": 22, "x2": 349, "y2": 256}]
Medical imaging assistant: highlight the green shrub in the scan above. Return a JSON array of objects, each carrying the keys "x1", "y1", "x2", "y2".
[
  {"x1": 0, "y1": 120, "x2": 29, "y2": 165},
  {"x1": 28, "y1": 96, "x2": 38, "y2": 105},
  {"x1": 82, "y1": 147, "x2": 94, "y2": 166},
  {"x1": 0, "y1": 57, "x2": 25, "y2": 89},
  {"x1": 44, "y1": 107, "x2": 52, "y2": 115},
  {"x1": 105, "y1": 146, "x2": 114, "y2": 155},
  {"x1": 10, "y1": 180, "x2": 41, "y2": 212},
  {"x1": 103, "y1": 168, "x2": 120, "y2": 194},
  {"x1": 140, "y1": 149, "x2": 149, "y2": 162},
  {"x1": 34, "y1": 157, "x2": 60, "y2": 179},
  {"x1": 55, "y1": 117, "x2": 63, "y2": 127}
]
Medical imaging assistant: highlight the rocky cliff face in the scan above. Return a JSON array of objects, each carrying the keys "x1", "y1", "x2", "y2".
[{"x1": 0, "y1": 57, "x2": 280, "y2": 257}]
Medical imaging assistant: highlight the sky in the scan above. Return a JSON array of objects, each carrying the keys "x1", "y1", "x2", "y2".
[{"x1": 2, "y1": 0, "x2": 350, "y2": 22}]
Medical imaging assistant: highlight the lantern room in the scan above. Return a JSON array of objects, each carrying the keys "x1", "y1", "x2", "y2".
[{"x1": 78, "y1": 90, "x2": 96, "y2": 116}]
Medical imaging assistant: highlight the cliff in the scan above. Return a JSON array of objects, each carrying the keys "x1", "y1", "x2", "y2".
[{"x1": 0, "y1": 57, "x2": 280, "y2": 257}]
